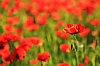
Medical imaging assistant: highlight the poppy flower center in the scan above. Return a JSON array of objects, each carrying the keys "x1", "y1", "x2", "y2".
[
  {"x1": 0, "y1": 43, "x2": 4, "y2": 49},
  {"x1": 16, "y1": 54, "x2": 19, "y2": 59}
]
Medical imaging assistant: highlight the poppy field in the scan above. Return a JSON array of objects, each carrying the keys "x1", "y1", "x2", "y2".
[{"x1": 0, "y1": 0, "x2": 100, "y2": 66}]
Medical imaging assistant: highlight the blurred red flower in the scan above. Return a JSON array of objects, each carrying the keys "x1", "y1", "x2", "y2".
[
  {"x1": 2, "y1": 53, "x2": 13, "y2": 64},
  {"x1": 77, "y1": 63, "x2": 84, "y2": 66},
  {"x1": 84, "y1": 56, "x2": 89, "y2": 64},
  {"x1": 56, "y1": 30, "x2": 68, "y2": 39},
  {"x1": 6, "y1": 16, "x2": 20, "y2": 25},
  {"x1": 79, "y1": 28, "x2": 90, "y2": 37},
  {"x1": 63, "y1": 23, "x2": 85, "y2": 34},
  {"x1": 24, "y1": 16, "x2": 38, "y2": 31},
  {"x1": 31, "y1": 37, "x2": 43, "y2": 47},
  {"x1": 90, "y1": 18, "x2": 100, "y2": 26},
  {"x1": 37, "y1": 52, "x2": 50, "y2": 62},
  {"x1": 90, "y1": 40, "x2": 97, "y2": 48},
  {"x1": 0, "y1": 63, "x2": 6, "y2": 66},
  {"x1": 4, "y1": 24, "x2": 15, "y2": 33},
  {"x1": 36, "y1": 15, "x2": 47, "y2": 25},
  {"x1": 16, "y1": 28, "x2": 23, "y2": 35},
  {"x1": 91, "y1": 30, "x2": 98, "y2": 36},
  {"x1": 60, "y1": 44, "x2": 70, "y2": 52},
  {"x1": 0, "y1": 14, "x2": 2, "y2": 20},
  {"x1": 2, "y1": 33, "x2": 20, "y2": 41},
  {"x1": 29, "y1": 59, "x2": 38, "y2": 65},
  {"x1": 20, "y1": 38, "x2": 34, "y2": 51},
  {"x1": 1, "y1": 0, "x2": 10, "y2": 10},
  {"x1": 58, "y1": 63, "x2": 70, "y2": 66},
  {"x1": 7, "y1": 6, "x2": 17, "y2": 16},
  {"x1": 0, "y1": 43, "x2": 10, "y2": 56},
  {"x1": 12, "y1": 47, "x2": 26, "y2": 60},
  {"x1": 51, "y1": 12, "x2": 60, "y2": 20}
]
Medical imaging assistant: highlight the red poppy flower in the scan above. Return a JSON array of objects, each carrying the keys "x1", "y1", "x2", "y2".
[
  {"x1": 56, "y1": 30, "x2": 68, "y2": 39},
  {"x1": 0, "y1": 14, "x2": 2, "y2": 20},
  {"x1": 7, "y1": 6, "x2": 17, "y2": 16},
  {"x1": 60, "y1": 44, "x2": 70, "y2": 52},
  {"x1": 36, "y1": 15, "x2": 47, "y2": 25},
  {"x1": 90, "y1": 40, "x2": 97, "y2": 48},
  {"x1": 4, "y1": 24, "x2": 15, "y2": 33},
  {"x1": 16, "y1": 28, "x2": 23, "y2": 35},
  {"x1": 2, "y1": 33, "x2": 20, "y2": 41},
  {"x1": 6, "y1": 16, "x2": 20, "y2": 25},
  {"x1": 79, "y1": 28, "x2": 90, "y2": 37},
  {"x1": 20, "y1": 38, "x2": 34, "y2": 51},
  {"x1": 0, "y1": 43, "x2": 9, "y2": 57},
  {"x1": 12, "y1": 47, "x2": 26, "y2": 60},
  {"x1": 51, "y1": 12, "x2": 60, "y2": 20},
  {"x1": 63, "y1": 23, "x2": 85, "y2": 34},
  {"x1": 0, "y1": 63, "x2": 6, "y2": 66},
  {"x1": 37, "y1": 52, "x2": 50, "y2": 62},
  {"x1": 2, "y1": 53, "x2": 13, "y2": 64},
  {"x1": 91, "y1": 30, "x2": 98, "y2": 36},
  {"x1": 31, "y1": 37, "x2": 43, "y2": 47},
  {"x1": 84, "y1": 56, "x2": 89, "y2": 64},
  {"x1": 77, "y1": 63, "x2": 84, "y2": 66},
  {"x1": 58, "y1": 63, "x2": 70, "y2": 66},
  {"x1": 24, "y1": 16, "x2": 38, "y2": 31},
  {"x1": 29, "y1": 59, "x2": 38, "y2": 65},
  {"x1": 90, "y1": 18, "x2": 100, "y2": 26},
  {"x1": 1, "y1": 0, "x2": 10, "y2": 10}
]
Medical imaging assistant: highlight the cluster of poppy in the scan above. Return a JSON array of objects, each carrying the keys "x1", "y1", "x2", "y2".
[
  {"x1": 0, "y1": 0, "x2": 100, "y2": 66},
  {"x1": 0, "y1": 33, "x2": 43, "y2": 65}
]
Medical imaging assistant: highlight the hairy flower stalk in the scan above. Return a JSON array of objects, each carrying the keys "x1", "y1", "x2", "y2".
[{"x1": 71, "y1": 35, "x2": 79, "y2": 65}]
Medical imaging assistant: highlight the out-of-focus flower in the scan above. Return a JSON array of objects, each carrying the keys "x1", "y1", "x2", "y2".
[
  {"x1": 77, "y1": 63, "x2": 84, "y2": 66},
  {"x1": 84, "y1": 56, "x2": 89, "y2": 64},
  {"x1": 51, "y1": 12, "x2": 60, "y2": 20},
  {"x1": 90, "y1": 18, "x2": 100, "y2": 26},
  {"x1": 79, "y1": 28, "x2": 90, "y2": 37},
  {"x1": 16, "y1": 28, "x2": 23, "y2": 35},
  {"x1": 60, "y1": 44, "x2": 70, "y2": 52},
  {"x1": 6, "y1": 16, "x2": 20, "y2": 25},
  {"x1": 55, "y1": 20, "x2": 66, "y2": 30},
  {"x1": 90, "y1": 40, "x2": 97, "y2": 48},
  {"x1": 2, "y1": 53, "x2": 13, "y2": 64},
  {"x1": 24, "y1": 16, "x2": 38, "y2": 31},
  {"x1": 12, "y1": 47, "x2": 26, "y2": 60},
  {"x1": 63, "y1": 23, "x2": 85, "y2": 34},
  {"x1": 1, "y1": 0, "x2": 10, "y2": 10},
  {"x1": 0, "y1": 63, "x2": 6, "y2": 66},
  {"x1": 36, "y1": 15, "x2": 47, "y2": 25},
  {"x1": 0, "y1": 14, "x2": 2, "y2": 20},
  {"x1": 0, "y1": 43, "x2": 10, "y2": 56},
  {"x1": 57, "y1": 63, "x2": 70, "y2": 66},
  {"x1": 7, "y1": 6, "x2": 17, "y2": 16},
  {"x1": 56, "y1": 30, "x2": 68, "y2": 39},
  {"x1": 20, "y1": 38, "x2": 34, "y2": 51},
  {"x1": 4, "y1": 24, "x2": 15, "y2": 33},
  {"x1": 72, "y1": 7, "x2": 82, "y2": 16},
  {"x1": 37, "y1": 52, "x2": 50, "y2": 62},
  {"x1": 31, "y1": 37, "x2": 43, "y2": 47},
  {"x1": 29, "y1": 59, "x2": 38, "y2": 64},
  {"x1": 2, "y1": 33, "x2": 20, "y2": 41},
  {"x1": 91, "y1": 30, "x2": 98, "y2": 36}
]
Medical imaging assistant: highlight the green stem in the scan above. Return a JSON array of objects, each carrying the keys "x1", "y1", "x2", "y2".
[
  {"x1": 72, "y1": 41, "x2": 79, "y2": 65},
  {"x1": 41, "y1": 61, "x2": 43, "y2": 66},
  {"x1": 71, "y1": 35, "x2": 79, "y2": 65}
]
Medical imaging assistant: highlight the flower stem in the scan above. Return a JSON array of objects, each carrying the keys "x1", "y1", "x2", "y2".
[
  {"x1": 72, "y1": 42, "x2": 79, "y2": 65},
  {"x1": 41, "y1": 61, "x2": 43, "y2": 66},
  {"x1": 71, "y1": 35, "x2": 79, "y2": 65}
]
